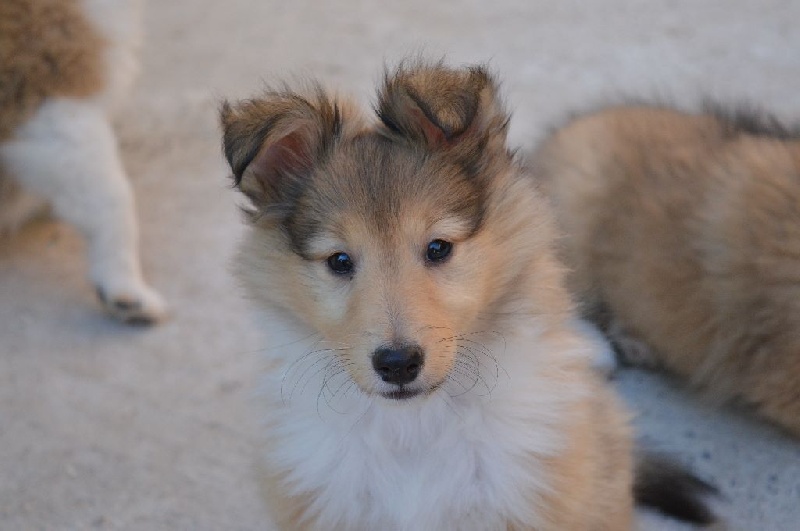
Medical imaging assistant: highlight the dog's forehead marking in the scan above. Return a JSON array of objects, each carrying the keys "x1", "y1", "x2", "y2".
[
  {"x1": 344, "y1": 136, "x2": 482, "y2": 222},
  {"x1": 289, "y1": 133, "x2": 485, "y2": 257}
]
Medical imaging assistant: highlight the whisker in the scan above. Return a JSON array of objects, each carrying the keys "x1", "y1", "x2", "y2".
[
  {"x1": 317, "y1": 362, "x2": 347, "y2": 418},
  {"x1": 235, "y1": 331, "x2": 321, "y2": 356},
  {"x1": 455, "y1": 345, "x2": 496, "y2": 395},
  {"x1": 321, "y1": 362, "x2": 354, "y2": 399},
  {"x1": 454, "y1": 361, "x2": 486, "y2": 393},
  {"x1": 300, "y1": 357, "x2": 340, "y2": 404},
  {"x1": 446, "y1": 369, "x2": 480, "y2": 397},
  {"x1": 283, "y1": 352, "x2": 333, "y2": 402},
  {"x1": 418, "y1": 324, "x2": 454, "y2": 334},
  {"x1": 282, "y1": 344, "x2": 355, "y2": 403},
  {"x1": 329, "y1": 370, "x2": 357, "y2": 400},
  {"x1": 455, "y1": 332, "x2": 509, "y2": 380}
]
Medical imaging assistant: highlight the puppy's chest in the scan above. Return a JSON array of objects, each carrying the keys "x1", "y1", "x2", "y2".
[{"x1": 270, "y1": 399, "x2": 558, "y2": 530}]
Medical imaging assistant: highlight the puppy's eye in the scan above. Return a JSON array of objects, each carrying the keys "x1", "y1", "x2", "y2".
[
  {"x1": 327, "y1": 252, "x2": 354, "y2": 275},
  {"x1": 426, "y1": 239, "x2": 453, "y2": 263}
]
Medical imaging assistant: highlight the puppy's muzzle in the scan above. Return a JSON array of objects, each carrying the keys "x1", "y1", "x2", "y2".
[{"x1": 372, "y1": 344, "x2": 425, "y2": 385}]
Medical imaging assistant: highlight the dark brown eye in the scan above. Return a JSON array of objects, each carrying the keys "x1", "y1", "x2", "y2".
[
  {"x1": 327, "y1": 252, "x2": 354, "y2": 275},
  {"x1": 426, "y1": 239, "x2": 452, "y2": 263}
]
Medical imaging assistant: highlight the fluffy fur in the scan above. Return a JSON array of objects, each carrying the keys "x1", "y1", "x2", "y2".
[
  {"x1": 222, "y1": 62, "x2": 714, "y2": 530},
  {"x1": 0, "y1": 0, "x2": 166, "y2": 324},
  {"x1": 533, "y1": 103, "x2": 800, "y2": 437}
]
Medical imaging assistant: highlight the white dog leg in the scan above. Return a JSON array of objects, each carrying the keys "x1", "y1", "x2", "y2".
[{"x1": 0, "y1": 98, "x2": 167, "y2": 324}]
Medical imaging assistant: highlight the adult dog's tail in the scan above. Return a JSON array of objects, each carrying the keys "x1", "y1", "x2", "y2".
[{"x1": 635, "y1": 455, "x2": 719, "y2": 526}]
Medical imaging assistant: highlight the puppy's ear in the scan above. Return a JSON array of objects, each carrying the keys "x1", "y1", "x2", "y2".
[
  {"x1": 376, "y1": 60, "x2": 510, "y2": 169},
  {"x1": 220, "y1": 85, "x2": 353, "y2": 211}
]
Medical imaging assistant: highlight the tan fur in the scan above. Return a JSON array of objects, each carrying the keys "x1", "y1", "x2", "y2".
[
  {"x1": 0, "y1": 0, "x2": 106, "y2": 140},
  {"x1": 534, "y1": 105, "x2": 800, "y2": 437},
  {"x1": 256, "y1": 460, "x2": 317, "y2": 531},
  {"x1": 535, "y1": 379, "x2": 634, "y2": 530},
  {"x1": 223, "y1": 63, "x2": 653, "y2": 530}
]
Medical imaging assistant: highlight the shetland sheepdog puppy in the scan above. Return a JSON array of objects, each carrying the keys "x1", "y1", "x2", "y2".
[
  {"x1": 534, "y1": 103, "x2": 800, "y2": 438},
  {"x1": 0, "y1": 0, "x2": 166, "y2": 323},
  {"x1": 221, "y1": 61, "x2": 715, "y2": 530}
]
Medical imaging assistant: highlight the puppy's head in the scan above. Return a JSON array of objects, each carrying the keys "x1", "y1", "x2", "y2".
[{"x1": 222, "y1": 62, "x2": 522, "y2": 401}]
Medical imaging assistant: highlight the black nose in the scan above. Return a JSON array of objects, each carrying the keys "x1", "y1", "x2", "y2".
[{"x1": 372, "y1": 344, "x2": 424, "y2": 385}]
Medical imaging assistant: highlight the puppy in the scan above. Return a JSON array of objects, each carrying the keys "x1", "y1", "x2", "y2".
[
  {"x1": 533, "y1": 103, "x2": 800, "y2": 437},
  {"x1": 0, "y1": 0, "x2": 166, "y2": 324},
  {"x1": 222, "y1": 62, "x2": 715, "y2": 530}
]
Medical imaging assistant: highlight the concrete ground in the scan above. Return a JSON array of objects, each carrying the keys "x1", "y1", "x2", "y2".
[{"x1": 2, "y1": 0, "x2": 800, "y2": 529}]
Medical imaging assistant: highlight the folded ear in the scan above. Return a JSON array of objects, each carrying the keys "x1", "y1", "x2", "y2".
[
  {"x1": 220, "y1": 85, "x2": 354, "y2": 212},
  {"x1": 375, "y1": 60, "x2": 511, "y2": 170}
]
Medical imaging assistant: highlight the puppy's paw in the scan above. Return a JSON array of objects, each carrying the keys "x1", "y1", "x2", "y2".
[
  {"x1": 608, "y1": 321, "x2": 660, "y2": 369},
  {"x1": 572, "y1": 318, "x2": 619, "y2": 378},
  {"x1": 96, "y1": 283, "x2": 168, "y2": 326}
]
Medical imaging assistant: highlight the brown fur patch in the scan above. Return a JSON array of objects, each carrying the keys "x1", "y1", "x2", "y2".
[
  {"x1": 0, "y1": 0, "x2": 106, "y2": 140},
  {"x1": 534, "y1": 104, "x2": 800, "y2": 437}
]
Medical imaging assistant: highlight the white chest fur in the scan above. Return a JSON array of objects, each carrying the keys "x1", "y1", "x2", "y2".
[{"x1": 257, "y1": 319, "x2": 594, "y2": 531}]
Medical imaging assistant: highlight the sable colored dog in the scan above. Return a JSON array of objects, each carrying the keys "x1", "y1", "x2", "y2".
[
  {"x1": 221, "y1": 61, "x2": 715, "y2": 529},
  {"x1": 534, "y1": 103, "x2": 800, "y2": 438},
  {"x1": 0, "y1": 0, "x2": 166, "y2": 324}
]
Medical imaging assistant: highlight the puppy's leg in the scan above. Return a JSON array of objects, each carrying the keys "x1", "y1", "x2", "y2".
[
  {"x1": 571, "y1": 317, "x2": 619, "y2": 377},
  {"x1": 0, "y1": 98, "x2": 167, "y2": 324}
]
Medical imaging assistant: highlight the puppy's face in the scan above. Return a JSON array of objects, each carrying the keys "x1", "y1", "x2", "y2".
[{"x1": 222, "y1": 62, "x2": 515, "y2": 400}]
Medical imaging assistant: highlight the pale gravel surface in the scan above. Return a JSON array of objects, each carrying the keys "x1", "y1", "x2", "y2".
[{"x1": 1, "y1": 1, "x2": 799, "y2": 529}]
